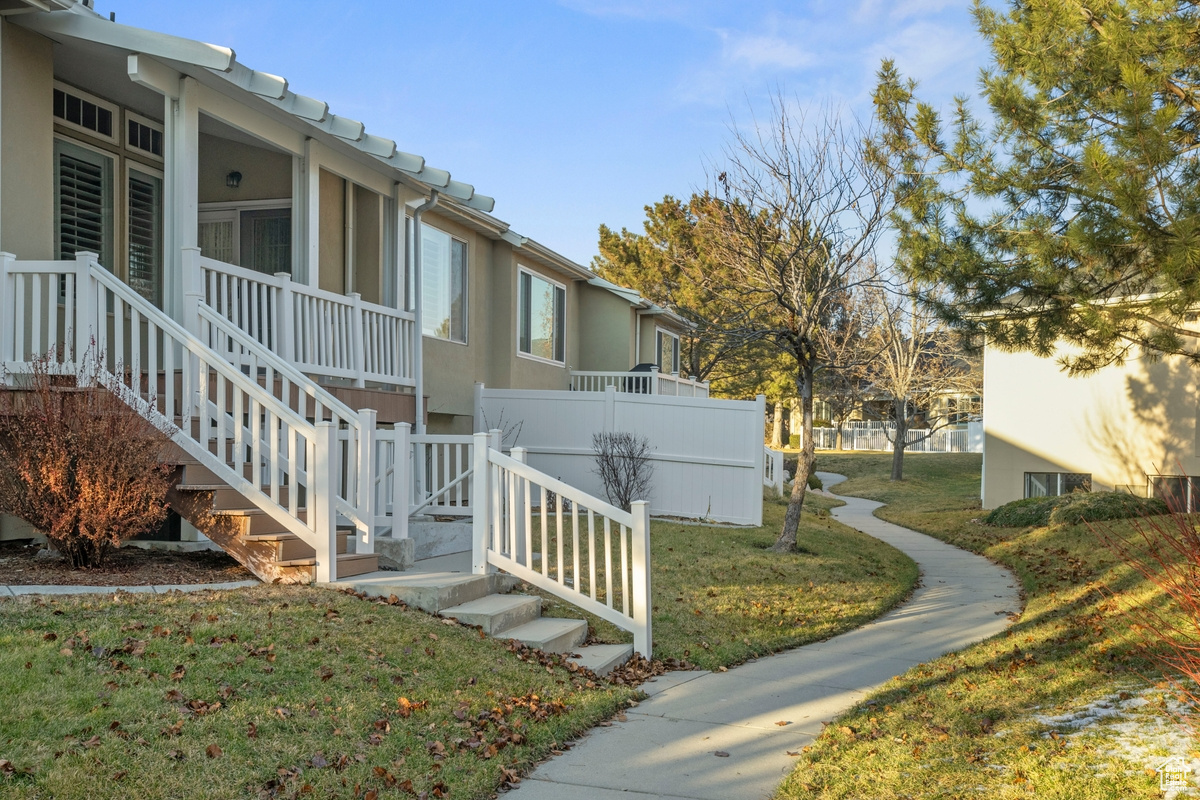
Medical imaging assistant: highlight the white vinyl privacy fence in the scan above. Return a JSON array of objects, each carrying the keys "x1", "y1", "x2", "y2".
[{"x1": 476, "y1": 385, "x2": 766, "y2": 526}]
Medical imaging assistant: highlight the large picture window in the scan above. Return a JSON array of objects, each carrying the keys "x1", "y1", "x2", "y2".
[
  {"x1": 518, "y1": 268, "x2": 565, "y2": 363},
  {"x1": 419, "y1": 225, "x2": 467, "y2": 342}
]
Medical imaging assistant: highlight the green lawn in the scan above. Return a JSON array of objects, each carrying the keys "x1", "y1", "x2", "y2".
[
  {"x1": 0, "y1": 585, "x2": 638, "y2": 800},
  {"x1": 775, "y1": 452, "x2": 1181, "y2": 799},
  {"x1": 535, "y1": 490, "x2": 919, "y2": 671}
]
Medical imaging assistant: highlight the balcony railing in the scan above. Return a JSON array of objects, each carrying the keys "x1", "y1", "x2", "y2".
[
  {"x1": 569, "y1": 368, "x2": 709, "y2": 398},
  {"x1": 194, "y1": 252, "x2": 415, "y2": 390}
]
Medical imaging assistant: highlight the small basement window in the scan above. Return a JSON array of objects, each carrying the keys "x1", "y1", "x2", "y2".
[
  {"x1": 1149, "y1": 475, "x2": 1200, "y2": 513},
  {"x1": 1024, "y1": 472, "x2": 1091, "y2": 498}
]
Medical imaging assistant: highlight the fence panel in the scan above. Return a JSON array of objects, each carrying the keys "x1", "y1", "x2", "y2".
[{"x1": 478, "y1": 387, "x2": 764, "y2": 525}]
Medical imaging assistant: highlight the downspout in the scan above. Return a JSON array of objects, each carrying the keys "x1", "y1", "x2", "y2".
[{"x1": 410, "y1": 189, "x2": 439, "y2": 435}]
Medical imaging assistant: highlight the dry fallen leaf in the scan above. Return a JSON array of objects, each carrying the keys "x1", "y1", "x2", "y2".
[
  {"x1": 714, "y1": 750, "x2": 730, "y2": 757},
  {"x1": 206, "y1": 744, "x2": 222, "y2": 759}
]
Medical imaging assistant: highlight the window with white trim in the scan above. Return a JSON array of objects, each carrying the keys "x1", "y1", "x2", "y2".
[
  {"x1": 1024, "y1": 472, "x2": 1091, "y2": 498},
  {"x1": 125, "y1": 112, "x2": 164, "y2": 161},
  {"x1": 53, "y1": 82, "x2": 117, "y2": 143},
  {"x1": 127, "y1": 166, "x2": 163, "y2": 305},
  {"x1": 656, "y1": 329, "x2": 680, "y2": 374},
  {"x1": 417, "y1": 225, "x2": 467, "y2": 342},
  {"x1": 1150, "y1": 474, "x2": 1200, "y2": 513},
  {"x1": 518, "y1": 268, "x2": 565, "y2": 363},
  {"x1": 54, "y1": 138, "x2": 114, "y2": 268}
]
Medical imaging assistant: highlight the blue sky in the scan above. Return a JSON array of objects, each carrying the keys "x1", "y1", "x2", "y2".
[{"x1": 102, "y1": 0, "x2": 990, "y2": 266}]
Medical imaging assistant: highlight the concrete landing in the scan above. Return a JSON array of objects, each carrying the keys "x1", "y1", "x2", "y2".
[{"x1": 507, "y1": 472, "x2": 1022, "y2": 800}]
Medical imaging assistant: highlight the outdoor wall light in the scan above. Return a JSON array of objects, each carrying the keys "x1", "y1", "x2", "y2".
[{"x1": 226, "y1": 171, "x2": 242, "y2": 189}]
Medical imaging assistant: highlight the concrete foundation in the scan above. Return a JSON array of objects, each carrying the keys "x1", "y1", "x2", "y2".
[{"x1": 409, "y1": 518, "x2": 472, "y2": 560}]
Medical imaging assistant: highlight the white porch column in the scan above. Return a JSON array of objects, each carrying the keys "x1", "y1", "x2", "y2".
[
  {"x1": 164, "y1": 76, "x2": 199, "y2": 328},
  {"x1": 301, "y1": 138, "x2": 321, "y2": 289}
]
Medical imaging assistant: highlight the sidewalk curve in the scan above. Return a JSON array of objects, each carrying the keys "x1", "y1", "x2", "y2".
[{"x1": 508, "y1": 472, "x2": 1022, "y2": 800}]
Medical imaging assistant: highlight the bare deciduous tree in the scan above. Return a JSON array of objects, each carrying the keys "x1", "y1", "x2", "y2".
[
  {"x1": 592, "y1": 432, "x2": 654, "y2": 512},
  {"x1": 867, "y1": 283, "x2": 982, "y2": 481},
  {"x1": 700, "y1": 100, "x2": 893, "y2": 553},
  {"x1": 815, "y1": 282, "x2": 882, "y2": 450}
]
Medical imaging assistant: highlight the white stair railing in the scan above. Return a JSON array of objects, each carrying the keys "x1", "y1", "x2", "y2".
[
  {"x1": 472, "y1": 433, "x2": 652, "y2": 657},
  {"x1": 0, "y1": 252, "x2": 344, "y2": 581},
  {"x1": 199, "y1": 255, "x2": 415, "y2": 389}
]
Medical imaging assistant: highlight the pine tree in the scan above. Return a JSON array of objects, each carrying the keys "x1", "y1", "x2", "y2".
[{"x1": 872, "y1": 0, "x2": 1200, "y2": 373}]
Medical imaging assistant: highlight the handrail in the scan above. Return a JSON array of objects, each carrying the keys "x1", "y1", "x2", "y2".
[
  {"x1": 410, "y1": 468, "x2": 472, "y2": 516},
  {"x1": 473, "y1": 436, "x2": 651, "y2": 656}
]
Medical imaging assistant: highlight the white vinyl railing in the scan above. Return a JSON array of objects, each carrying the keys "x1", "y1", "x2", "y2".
[
  {"x1": 570, "y1": 368, "x2": 709, "y2": 398},
  {"x1": 763, "y1": 445, "x2": 785, "y2": 496},
  {"x1": 373, "y1": 427, "x2": 474, "y2": 536},
  {"x1": 472, "y1": 433, "x2": 652, "y2": 657},
  {"x1": 0, "y1": 251, "x2": 348, "y2": 581},
  {"x1": 197, "y1": 253, "x2": 415, "y2": 389}
]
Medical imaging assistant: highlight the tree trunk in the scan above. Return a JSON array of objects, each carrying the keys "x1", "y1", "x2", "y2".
[
  {"x1": 774, "y1": 362, "x2": 814, "y2": 553},
  {"x1": 771, "y1": 401, "x2": 784, "y2": 448},
  {"x1": 890, "y1": 399, "x2": 908, "y2": 481},
  {"x1": 835, "y1": 422, "x2": 844, "y2": 451}
]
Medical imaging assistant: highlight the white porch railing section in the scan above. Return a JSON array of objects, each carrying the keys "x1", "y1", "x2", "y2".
[
  {"x1": 0, "y1": 251, "x2": 350, "y2": 581},
  {"x1": 197, "y1": 254, "x2": 415, "y2": 389},
  {"x1": 472, "y1": 433, "x2": 652, "y2": 657},
  {"x1": 570, "y1": 368, "x2": 709, "y2": 398},
  {"x1": 763, "y1": 446, "x2": 785, "y2": 496},
  {"x1": 372, "y1": 428, "x2": 474, "y2": 537}
]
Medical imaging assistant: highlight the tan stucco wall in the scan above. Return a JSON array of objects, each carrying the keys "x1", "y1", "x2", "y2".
[
  {"x1": 982, "y1": 344, "x2": 1200, "y2": 508},
  {"x1": 1, "y1": 21, "x2": 53, "y2": 259},
  {"x1": 577, "y1": 283, "x2": 635, "y2": 372},
  {"x1": 197, "y1": 134, "x2": 291, "y2": 204},
  {"x1": 318, "y1": 168, "x2": 345, "y2": 293}
]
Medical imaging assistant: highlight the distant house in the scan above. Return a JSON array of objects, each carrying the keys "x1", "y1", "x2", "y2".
[{"x1": 981, "y1": 342, "x2": 1198, "y2": 509}]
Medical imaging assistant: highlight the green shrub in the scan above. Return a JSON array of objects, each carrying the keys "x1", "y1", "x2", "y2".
[
  {"x1": 784, "y1": 456, "x2": 798, "y2": 475},
  {"x1": 808, "y1": 472, "x2": 824, "y2": 491},
  {"x1": 1047, "y1": 491, "x2": 1168, "y2": 525},
  {"x1": 789, "y1": 434, "x2": 801, "y2": 448},
  {"x1": 982, "y1": 496, "x2": 1065, "y2": 527},
  {"x1": 985, "y1": 491, "x2": 1168, "y2": 527}
]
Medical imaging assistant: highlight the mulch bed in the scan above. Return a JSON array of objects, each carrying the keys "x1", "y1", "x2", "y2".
[{"x1": 0, "y1": 540, "x2": 253, "y2": 586}]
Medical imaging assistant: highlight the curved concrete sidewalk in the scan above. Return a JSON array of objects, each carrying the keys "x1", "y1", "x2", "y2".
[{"x1": 509, "y1": 472, "x2": 1022, "y2": 800}]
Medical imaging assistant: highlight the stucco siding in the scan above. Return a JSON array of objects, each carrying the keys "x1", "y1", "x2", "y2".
[
  {"x1": 982, "y1": 344, "x2": 1200, "y2": 508},
  {"x1": 577, "y1": 284, "x2": 635, "y2": 371},
  {"x1": 1, "y1": 21, "x2": 54, "y2": 260}
]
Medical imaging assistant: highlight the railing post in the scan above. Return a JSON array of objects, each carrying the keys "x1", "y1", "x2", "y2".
[
  {"x1": 349, "y1": 292, "x2": 366, "y2": 387},
  {"x1": 181, "y1": 247, "x2": 204, "y2": 340},
  {"x1": 650, "y1": 366, "x2": 660, "y2": 395},
  {"x1": 274, "y1": 272, "x2": 295, "y2": 363},
  {"x1": 631, "y1": 499, "x2": 652, "y2": 658},
  {"x1": 473, "y1": 382, "x2": 484, "y2": 433},
  {"x1": 511, "y1": 446, "x2": 527, "y2": 564},
  {"x1": 356, "y1": 408, "x2": 377, "y2": 553},
  {"x1": 314, "y1": 420, "x2": 339, "y2": 583},
  {"x1": 74, "y1": 252, "x2": 98, "y2": 368},
  {"x1": 471, "y1": 430, "x2": 491, "y2": 574},
  {"x1": 0, "y1": 253, "x2": 14, "y2": 365},
  {"x1": 393, "y1": 422, "x2": 411, "y2": 539}
]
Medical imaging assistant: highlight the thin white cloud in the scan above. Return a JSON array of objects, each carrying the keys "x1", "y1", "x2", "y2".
[{"x1": 720, "y1": 30, "x2": 814, "y2": 71}]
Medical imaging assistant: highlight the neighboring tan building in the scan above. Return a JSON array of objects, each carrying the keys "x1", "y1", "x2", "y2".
[{"x1": 982, "y1": 342, "x2": 1200, "y2": 509}]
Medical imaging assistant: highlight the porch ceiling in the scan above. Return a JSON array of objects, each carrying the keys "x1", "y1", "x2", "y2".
[{"x1": 14, "y1": 6, "x2": 496, "y2": 213}]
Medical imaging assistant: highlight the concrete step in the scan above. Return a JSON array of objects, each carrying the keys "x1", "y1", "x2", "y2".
[
  {"x1": 333, "y1": 571, "x2": 520, "y2": 612},
  {"x1": 565, "y1": 643, "x2": 634, "y2": 677},
  {"x1": 439, "y1": 594, "x2": 542, "y2": 636},
  {"x1": 501, "y1": 617, "x2": 588, "y2": 654}
]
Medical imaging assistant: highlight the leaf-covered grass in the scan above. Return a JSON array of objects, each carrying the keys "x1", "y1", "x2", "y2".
[
  {"x1": 535, "y1": 490, "x2": 919, "y2": 671},
  {"x1": 775, "y1": 452, "x2": 1180, "y2": 799},
  {"x1": 0, "y1": 585, "x2": 638, "y2": 800}
]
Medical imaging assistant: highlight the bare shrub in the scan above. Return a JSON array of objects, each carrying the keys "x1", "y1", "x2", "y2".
[
  {"x1": 592, "y1": 432, "x2": 654, "y2": 512},
  {"x1": 1097, "y1": 510, "x2": 1200, "y2": 715},
  {"x1": 0, "y1": 350, "x2": 173, "y2": 568}
]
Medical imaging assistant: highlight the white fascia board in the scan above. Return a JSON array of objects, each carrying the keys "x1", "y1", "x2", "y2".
[
  {"x1": 515, "y1": 238, "x2": 593, "y2": 281},
  {"x1": 128, "y1": 53, "x2": 180, "y2": 99},
  {"x1": 18, "y1": 11, "x2": 234, "y2": 71},
  {"x1": 500, "y1": 230, "x2": 528, "y2": 247}
]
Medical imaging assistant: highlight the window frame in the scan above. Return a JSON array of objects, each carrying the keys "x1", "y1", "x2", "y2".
[
  {"x1": 124, "y1": 111, "x2": 164, "y2": 162},
  {"x1": 516, "y1": 266, "x2": 567, "y2": 365},
  {"x1": 198, "y1": 199, "x2": 293, "y2": 274},
  {"x1": 412, "y1": 222, "x2": 468, "y2": 345},
  {"x1": 125, "y1": 160, "x2": 164, "y2": 307},
  {"x1": 1023, "y1": 472, "x2": 1091, "y2": 499},
  {"x1": 656, "y1": 328, "x2": 681, "y2": 375},
  {"x1": 53, "y1": 81, "x2": 119, "y2": 145},
  {"x1": 53, "y1": 136, "x2": 115, "y2": 269}
]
